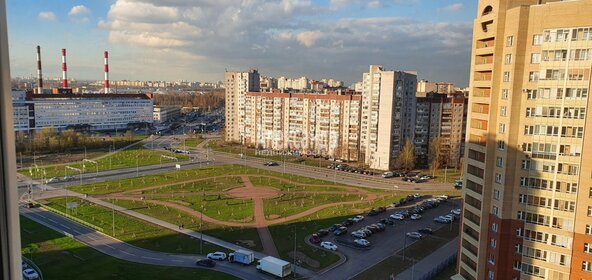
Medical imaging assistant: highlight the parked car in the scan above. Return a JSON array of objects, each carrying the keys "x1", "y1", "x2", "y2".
[
  {"x1": 361, "y1": 228, "x2": 373, "y2": 236},
  {"x1": 382, "y1": 171, "x2": 395, "y2": 178},
  {"x1": 333, "y1": 226, "x2": 348, "y2": 236},
  {"x1": 351, "y1": 231, "x2": 366, "y2": 239},
  {"x1": 342, "y1": 218, "x2": 354, "y2": 226},
  {"x1": 376, "y1": 206, "x2": 387, "y2": 213},
  {"x1": 374, "y1": 223, "x2": 386, "y2": 231},
  {"x1": 352, "y1": 215, "x2": 364, "y2": 223},
  {"x1": 444, "y1": 214, "x2": 456, "y2": 221},
  {"x1": 22, "y1": 268, "x2": 39, "y2": 280},
  {"x1": 320, "y1": 241, "x2": 338, "y2": 251},
  {"x1": 418, "y1": 227, "x2": 434, "y2": 235},
  {"x1": 46, "y1": 177, "x2": 59, "y2": 184},
  {"x1": 328, "y1": 224, "x2": 342, "y2": 232},
  {"x1": 263, "y1": 161, "x2": 279, "y2": 166},
  {"x1": 366, "y1": 225, "x2": 380, "y2": 233},
  {"x1": 207, "y1": 252, "x2": 227, "y2": 260},
  {"x1": 410, "y1": 214, "x2": 422, "y2": 220},
  {"x1": 451, "y1": 208, "x2": 462, "y2": 215},
  {"x1": 406, "y1": 232, "x2": 423, "y2": 239},
  {"x1": 309, "y1": 233, "x2": 321, "y2": 244},
  {"x1": 317, "y1": 229, "x2": 329, "y2": 237},
  {"x1": 354, "y1": 239, "x2": 371, "y2": 247},
  {"x1": 390, "y1": 213, "x2": 405, "y2": 220},
  {"x1": 454, "y1": 180, "x2": 463, "y2": 189},
  {"x1": 379, "y1": 218, "x2": 394, "y2": 225},
  {"x1": 367, "y1": 209, "x2": 378, "y2": 216},
  {"x1": 196, "y1": 259, "x2": 216, "y2": 267},
  {"x1": 434, "y1": 216, "x2": 452, "y2": 224},
  {"x1": 413, "y1": 193, "x2": 422, "y2": 199}
]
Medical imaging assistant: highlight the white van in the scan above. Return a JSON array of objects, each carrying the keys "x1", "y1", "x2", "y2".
[{"x1": 382, "y1": 171, "x2": 394, "y2": 178}]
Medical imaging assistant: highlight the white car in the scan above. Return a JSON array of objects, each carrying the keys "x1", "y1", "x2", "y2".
[
  {"x1": 444, "y1": 214, "x2": 456, "y2": 221},
  {"x1": 438, "y1": 195, "x2": 449, "y2": 200},
  {"x1": 451, "y1": 208, "x2": 461, "y2": 215},
  {"x1": 413, "y1": 193, "x2": 422, "y2": 199},
  {"x1": 320, "y1": 241, "x2": 338, "y2": 251},
  {"x1": 390, "y1": 213, "x2": 405, "y2": 220},
  {"x1": 351, "y1": 231, "x2": 366, "y2": 239},
  {"x1": 354, "y1": 239, "x2": 371, "y2": 247},
  {"x1": 46, "y1": 177, "x2": 59, "y2": 184},
  {"x1": 207, "y1": 252, "x2": 227, "y2": 260},
  {"x1": 22, "y1": 268, "x2": 39, "y2": 280},
  {"x1": 352, "y1": 215, "x2": 365, "y2": 222},
  {"x1": 410, "y1": 214, "x2": 422, "y2": 220},
  {"x1": 406, "y1": 232, "x2": 423, "y2": 239}
]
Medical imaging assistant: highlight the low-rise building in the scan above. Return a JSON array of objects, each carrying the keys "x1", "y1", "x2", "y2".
[{"x1": 153, "y1": 106, "x2": 181, "y2": 124}]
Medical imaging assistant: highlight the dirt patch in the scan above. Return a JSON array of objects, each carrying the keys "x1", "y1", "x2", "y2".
[
  {"x1": 236, "y1": 240, "x2": 257, "y2": 248},
  {"x1": 228, "y1": 186, "x2": 281, "y2": 199},
  {"x1": 288, "y1": 251, "x2": 320, "y2": 269},
  {"x1": 267, "y1": 214, "x2": 281, "y2": 220}
]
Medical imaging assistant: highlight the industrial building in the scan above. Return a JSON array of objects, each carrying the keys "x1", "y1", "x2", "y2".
[
  {"x1": 459, "y1": 1, "x2": 592, "y2": 279},
  {"x1": 153, "y1": 106, "x2": 181, "y2": 124},
  {"x1": 13, "y1": 46, "x2": 154, "y2": 132}
]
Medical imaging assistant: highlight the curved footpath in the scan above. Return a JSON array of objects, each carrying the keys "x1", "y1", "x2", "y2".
[{"x1": 20, "y1": 206, "x2": 272, "y2": 280}]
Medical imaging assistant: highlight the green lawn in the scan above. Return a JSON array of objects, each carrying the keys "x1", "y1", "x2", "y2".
[
  {"x1": 158, "y1": 195, "x2": 254, "y2": 223},
  {"x1": 263, "y1": 193, "x2": 364, "y2": 218},
  {"x1": 70, "y1": 164, "x2": 340, "y2": 195},
  {"x1": 248, "y1": 176, "x2": 350, "y2": 192},
  {"x1": 20, "y1": 216, "x2": 238, "y2": 280},
  {"x1": 112, "y1": 199, "x2": 263, "y2": 252},
  {"x1": 182, "y1": 137, "x2": 204, "y2": 148},
  {"x1": 28, "y1": 146, "x2": 188, "y2": 179},
  {"x1": 420, "y1": 168, "x2": 463, "y2": 184},
  {"x1": 42, "y1": 196, "x2": 225, "y2": 254},
  {"x1": 144, "y1": 177, "x2": 244, "y2": 194}
]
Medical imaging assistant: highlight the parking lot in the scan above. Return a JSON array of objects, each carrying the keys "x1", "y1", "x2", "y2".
[{"x1": 310, "y1": 195, "x2": 461, "y2": 280}]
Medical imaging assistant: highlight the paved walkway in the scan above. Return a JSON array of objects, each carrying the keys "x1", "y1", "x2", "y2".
[
  {"x1": 240, "y1": 175, "x2": 280, "y2": 257},
  {"x1": 394, "y1": 237, "x2": 458, "y2": 280}
]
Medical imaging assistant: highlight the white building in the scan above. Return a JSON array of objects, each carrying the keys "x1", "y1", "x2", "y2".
[
  {"x1": 153, "y1": 106, "x2": 181, "y2": 124},
  {"x1": 224, "y1": 69, "x2": 260, "y2": 142},
  {"x1": 12, "y1": 90, "x2": 153, "y2": 131},
  {"x1": 360, "y1": 65, "x2": 417, "y2": 170}
]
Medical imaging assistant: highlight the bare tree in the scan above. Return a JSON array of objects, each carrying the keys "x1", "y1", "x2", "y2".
[{"x1": 396, "y1": 138, "x2": 416, "y2": 171}]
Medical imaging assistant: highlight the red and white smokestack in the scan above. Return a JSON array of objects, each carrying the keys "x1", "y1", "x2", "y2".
[
  {"x1": 61, "y1": 48, "x2": 68, "y2": 88},
  {"x1": 36, "y1": 46, "x2": 43, "y2": 94},
  {"x1": 104, "y1": 51, "x2": 109, "y2": 93}
]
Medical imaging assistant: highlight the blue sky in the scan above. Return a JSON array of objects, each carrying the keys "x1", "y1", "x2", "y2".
[{"x1": 7, "y1": 0, "x2": 476, "y2": 86}]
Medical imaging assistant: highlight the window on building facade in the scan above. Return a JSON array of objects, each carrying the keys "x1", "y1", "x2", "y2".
[
  {"x1": 503, "y1": 71, "x2": 511, "y2": 82},
  {"x1": 506, "y1": 36, "x2": 514, "y2": 47}
]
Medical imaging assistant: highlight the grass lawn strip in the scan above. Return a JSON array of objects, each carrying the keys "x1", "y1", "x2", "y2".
[{"x1": 20, "y1": 216, "x2": 237, "y2": 280}]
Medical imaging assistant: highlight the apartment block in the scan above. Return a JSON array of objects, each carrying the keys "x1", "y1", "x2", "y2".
[
  {"x1": 459, "y1": 1, "x2": 592, "y2": 279},
  {"x1": 224, "y1": 69, "x2": 260, "y2": 142},
  {"x1": 242, "y1": 89, "x2": 361, "y2": 160},
  {"x1": 360, "y1": 65, "x2": 417, "y2": 171},
  {"x1": 415, "y1": 92, "x2": 467, "y2": 168}
]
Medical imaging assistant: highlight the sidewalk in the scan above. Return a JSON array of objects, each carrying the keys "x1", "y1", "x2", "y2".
[{"x1": 395, "y1": 237, "x2": 458, "y2": 280}]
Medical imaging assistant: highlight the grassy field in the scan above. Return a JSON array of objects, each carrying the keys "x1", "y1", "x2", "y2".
[
  {"x1": 159, "y1": 195, "x2": 255, "y2": 223},
  {"x1": 420, "y1": 168, "x2": 463, "y2": 184},
  {"x1": 248, "y1": 176, "x2": 350, "y2": 192},
  {"x1": 69, "y1": 165, "x2": 340, "y2": 195},
  {"x1": 28, "y1": 145, "x2": 188, "y2": 179},
  {"x1": 263, "y1": 193, "x2": 364, "y2": 218},
  {"x1": 182, "y1": 137, "x2": 204, "y2": 148},
  {"x1": 20, "y1": 216, "x2": 238, "y2": 280},
  {"x1": 112, "y1": 199, "x2": 263, "y2": 252},
  {"x1": 42, "y1": 196, "x2": 226, "y2": 254},
  {"x1": 144, "y1": 177, "x2": 244, "y2": 194}
]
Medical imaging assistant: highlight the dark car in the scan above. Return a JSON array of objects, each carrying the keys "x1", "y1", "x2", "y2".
[
  {"x1": 263, "y1": 161, "x2": 279, "y2": 166},
  {"x1": 379, "y1": 218, "x2": 394, "y2": 225},
  {"x1": 328, "y1": 224, "x2": 342, "y2": 232},
  {"x1": 418, "y1": 227, "x2": 434, "y2": 235},
  {"x1": 196, "y1": 259, "x2": 216, "y2": 268},
  {"x1": 317, "y1": 229, "x2": 329, "y2": 237},
  {"x1": 367, "y1": 210, "x2": 378, "y2": 216},
  {"x1": 376, "y1": 206, "x2": 387, "y2": 213},
  {"x1": 373, "y1": 223, "x2": 386, "y2": 231},
  {"x1": 366, "y1": 225, "x2": 380, "y2": 233},
  {"x1": 309, "y1": 233, "x2": 321, "y2": 244},
  {"x1": 334, "y1": 227, "x2": 348, "y2": 236},
  {"x1": 342, "y1": 218, "x2": 354, "y2": 227},
  {"x1": 361, "y1": 228, "x2": 373, "y2": 236}
]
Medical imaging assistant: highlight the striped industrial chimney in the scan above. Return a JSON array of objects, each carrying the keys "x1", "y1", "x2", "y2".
[
  {"x1": 104, "y1": 51, "x2": 109, "y2": 93},
  {"x1": 61, "y1": 48, "x2": 68, "y2": 88},
  {"x1": 36, "y1": 46, "x2": 43, "y2": 94}
]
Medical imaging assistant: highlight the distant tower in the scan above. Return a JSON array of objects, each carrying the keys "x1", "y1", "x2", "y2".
[
  {"x1": 104, "y1": 51, "x2": 110, "y2": 93},
  {"x1": 36, "y1": 45, "x2": 43, "y2": 94},
  {"x1": 61, "y1": 48, "x2": 68, "y2": 88}
]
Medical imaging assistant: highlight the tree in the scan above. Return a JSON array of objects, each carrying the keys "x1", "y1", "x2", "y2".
[
  {"x1": 428, "y1": 137, "x2": 443, "y2": 176},
  {"x1": 397, "y1": 138, "x2": 415, "y2": 171}
]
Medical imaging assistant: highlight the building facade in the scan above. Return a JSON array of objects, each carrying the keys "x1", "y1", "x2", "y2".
[
  {"x1": 360, "y1": 65, "x2": 417, "y2": 170},
  {"x1": 153, "y1": 106, "x2": 181, "y2": 124},
  {"x1": 12, "y1": 90, "x2": 153, "y2": 131},
  {"x1": 242, "y1": 90, "x2": 361, "y2": 160},
  {"x1": 460, "y1": 1, "x2": 592, "y2": 279},
  {"x1": 224, "y1": 69, "x2": 260, "y2": 142},
  {"x1": 414, "y1": 92, "x2": 467, "y2": 168}
]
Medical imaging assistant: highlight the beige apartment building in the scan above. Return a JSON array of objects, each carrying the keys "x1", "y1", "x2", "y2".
[
  {"x1": 224, "y1": 69, "x2": 260, "y2": 142},
  {"x1": 360, "y1": 65, "x2": 417, "y2": 170},
  {"x1": 459, "y1": 1, "x2": 592, "y2": 280},
  {"x1": 242, "y1": 89, "x2": 361, "y2": 161}
]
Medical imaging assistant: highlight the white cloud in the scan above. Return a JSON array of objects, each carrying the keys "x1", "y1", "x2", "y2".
[
  {"x1": 296, "y1": 31, "x2": 323, "y2": 47},
  {"x1": 69, "y1": 5, "x2": 91, "y2": 16},
  {"x1": 38, "y1": 11, "x2": 57, "y2": 22},
  {"x1": 439, "y1": 3, "x2": 463, "y2": 12}
]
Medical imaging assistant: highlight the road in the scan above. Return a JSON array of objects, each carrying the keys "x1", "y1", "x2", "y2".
[{"x1": 20, "y1": 206, "x2": 274, "y2": 280}]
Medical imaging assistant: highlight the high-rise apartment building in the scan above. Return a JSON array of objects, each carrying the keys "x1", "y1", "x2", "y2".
[
  {"x1": 414, "y1": 92, "x2": 467, "y2": 168},
  {"x1": 224, "y1": 69, "x2": 260, "y2": 142},
  {"x1": 242, "y1": 89, "x2": 361, "y2": 160},
  {"x1": 360, "y1": 65, "x2": 417, "y2": 170},
  {"x1": 459, "y1": 1, "x2": 592, "y2": 279}
]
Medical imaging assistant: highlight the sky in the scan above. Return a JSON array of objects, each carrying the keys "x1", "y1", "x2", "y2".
[{"x1": 7, "y1": 0, "x2": 477, "y2": 86}]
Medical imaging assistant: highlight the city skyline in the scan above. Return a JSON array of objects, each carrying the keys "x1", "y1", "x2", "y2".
[{"x1": 7, "y1": 0, "x2": 475, "y2": 86}]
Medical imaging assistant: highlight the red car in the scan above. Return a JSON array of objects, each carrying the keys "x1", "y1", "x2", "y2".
[{"x1": 309, "y1": 234, "x2": 321, "y2": 244}]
